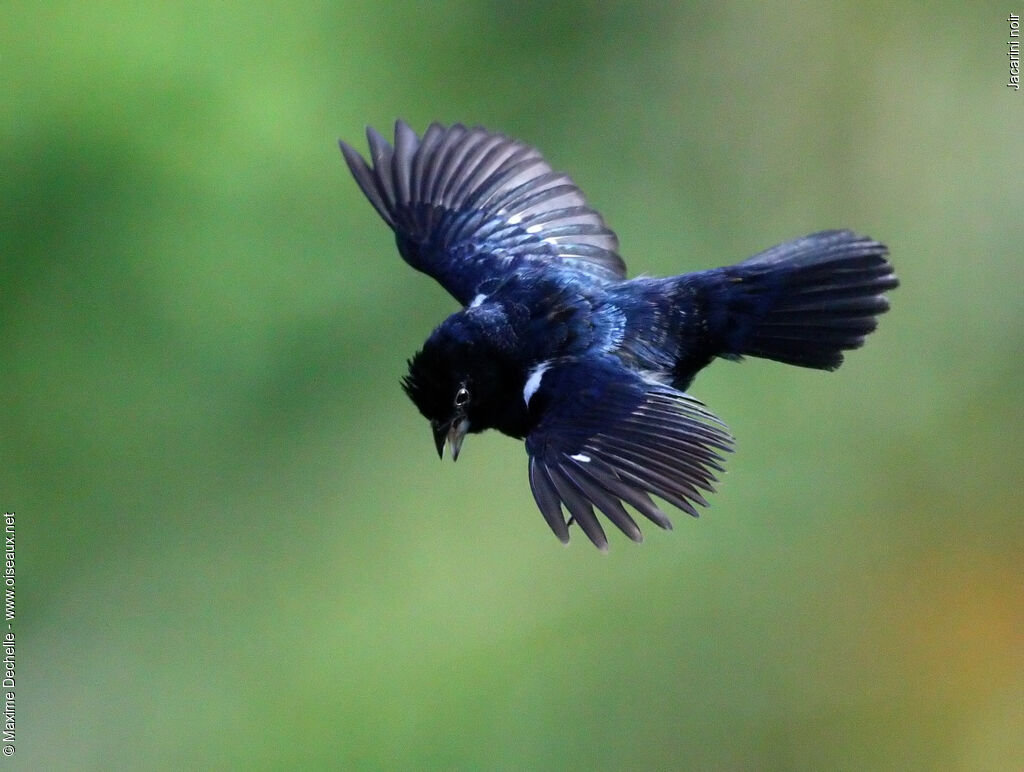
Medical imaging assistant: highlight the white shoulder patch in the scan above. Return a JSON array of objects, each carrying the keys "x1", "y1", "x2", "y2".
[
  {"x1": 523, "y1": 361, "x2": 552, "y2": 406},
  {"x1": 469, "y1": 293, "x2": 488, "y2": 308},
  {"x1": 637, "y1": 369, "x2": 672, "y2": 386}
]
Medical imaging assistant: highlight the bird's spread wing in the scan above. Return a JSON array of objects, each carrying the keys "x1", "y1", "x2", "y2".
[
  {"x1": 525, "y1": 359, "x2": 733, "y2": 549},
  {"x1": 340, "y1": 120, "x2": 626, "y2": 305}
]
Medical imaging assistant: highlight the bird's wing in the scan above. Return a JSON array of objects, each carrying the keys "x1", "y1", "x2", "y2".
[
  {"x1": 524, "y1": 358, "x2": 733, "y2": 549},
  {"x1": 340, "y1": 120, "x2": 626, "y2": 305}
]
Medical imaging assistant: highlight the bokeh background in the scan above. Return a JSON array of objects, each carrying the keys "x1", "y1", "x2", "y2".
[{"x1": 3, "y1": 2, "x2": 1021, "y2": 769}]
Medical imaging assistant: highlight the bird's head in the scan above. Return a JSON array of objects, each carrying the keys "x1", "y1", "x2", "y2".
[{"x1": 402, "y1": 306, "x2": 525, "y2": 460}]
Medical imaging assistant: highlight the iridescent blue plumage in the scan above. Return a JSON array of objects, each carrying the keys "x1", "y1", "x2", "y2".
[{"x1": 340, "y1": 121, "x2": 898, "y2": 549}]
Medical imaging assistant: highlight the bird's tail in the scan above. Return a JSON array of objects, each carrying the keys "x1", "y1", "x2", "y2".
[{"x1": 683, "y1": 230, "x2": 898, "y2": 372}]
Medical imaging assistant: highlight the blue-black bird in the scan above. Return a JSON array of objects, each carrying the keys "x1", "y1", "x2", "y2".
[{"x1": 339, "y1": 121, "x2": 898, "y2": 549}]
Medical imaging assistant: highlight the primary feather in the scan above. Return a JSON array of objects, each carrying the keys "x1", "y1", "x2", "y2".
[{"x1": 339, "y1": 120, "x2": 624, "y2": 305}]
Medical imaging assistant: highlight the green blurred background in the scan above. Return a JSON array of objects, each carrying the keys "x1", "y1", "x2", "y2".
[{"x1": 3, "y1": 2, "x2": 1021, "y2": 769}]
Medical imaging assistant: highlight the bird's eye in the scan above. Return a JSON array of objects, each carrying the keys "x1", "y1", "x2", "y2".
[{"x1": 454, "y1": 386, "x2": 470, "y2": 408}]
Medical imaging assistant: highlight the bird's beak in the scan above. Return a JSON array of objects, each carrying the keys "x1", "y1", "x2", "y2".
[{"x1": 432, "y1": 416, "x2": 470, "y2": 461}]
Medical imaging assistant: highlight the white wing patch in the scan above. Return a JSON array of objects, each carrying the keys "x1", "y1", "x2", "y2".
[
  {"x1": 570, "y1": 453, "x2": 591, "y2": 463},
  {"x1": 637, "y1": 368, "x2": 672, "y2": 386},
  {"x1": 469, "y1": 293, "x2": 488, "y2": 308},
  {"x1": 523, "y1": 361, "x2": 552, "y2": 406}
]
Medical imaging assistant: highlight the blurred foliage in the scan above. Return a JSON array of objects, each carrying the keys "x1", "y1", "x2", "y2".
[{"x1": 2, "y1": 2, "x2": 1021, "y2": 769}]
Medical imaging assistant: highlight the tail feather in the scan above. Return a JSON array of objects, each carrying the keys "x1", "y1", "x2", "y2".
[{"x1": 695, "y1": 230, "x2": 897, "y2": 371}]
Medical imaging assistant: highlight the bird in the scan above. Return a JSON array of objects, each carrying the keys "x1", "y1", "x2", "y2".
[{"x1": 339, "y1": 120, "x2": 898, "y2": 550}]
